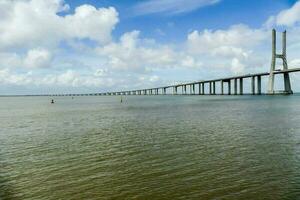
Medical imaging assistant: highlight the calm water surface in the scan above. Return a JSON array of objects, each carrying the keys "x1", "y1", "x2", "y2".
[{"x1": 0, "y1": 95, "x2": 300, "y2": 199}]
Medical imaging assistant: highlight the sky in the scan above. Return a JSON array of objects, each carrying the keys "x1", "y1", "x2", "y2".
[{"x1": 0, "y1": 0, "x2": 300, "y2": 95}]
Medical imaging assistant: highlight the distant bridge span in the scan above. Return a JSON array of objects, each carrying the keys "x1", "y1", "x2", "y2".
[{"x1": 94, "y1": 68, "x2": 300, "y2": 96}]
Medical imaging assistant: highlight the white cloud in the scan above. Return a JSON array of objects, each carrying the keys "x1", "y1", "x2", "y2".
[
  {"x1": 186, "y1": 24, "x2": 269, "y2": 73},
  {"x1": 0, "y1": 68, "x2": 111, "y2": 88},
  {"x1": 276, "y1": 1, "x2": 300, "y2": 26},
  {"x1": 187, "y1": 24, "x2": 267, "y2": 54},
  {"x1": 0, "y1": 0, "x2": 119, "y2": 50},
  {"x1": 231, "y1": 58, "x2": 245, "y2": 74},
  {"x1": 64, "y1": 5, "x2": 119, "y2": 44},
  {"x1": 265, "y1": 1, "x2": 300, "y2": 27},
  {"x1": 24, "y1": 48, "x2": 52, "y2": 68},
  {"x1": 96, "y1": 31, "x2": 202, "y2": 72},
  {"x1": 133, "y1": 0, "x2": 221, "y2": 15}
]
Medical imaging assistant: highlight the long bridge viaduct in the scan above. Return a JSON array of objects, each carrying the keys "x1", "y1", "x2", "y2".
[{"x1": 51, "y1": 30, "x2": 300, "y2": 97}]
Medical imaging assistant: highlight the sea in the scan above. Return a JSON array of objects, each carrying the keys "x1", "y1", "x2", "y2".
[{"x1": 0, "y1": 95, "x2": 300, "y2": 199}]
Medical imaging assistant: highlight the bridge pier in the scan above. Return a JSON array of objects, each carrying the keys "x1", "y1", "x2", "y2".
[
  {"x1": 209, "y1": 82, "x2": 212, "y2": 95},
  {"x1": 221, "y1": 81, "x2": 224, "y2": 95},
  {"x1": 239, "y1": 78, "x2": 243, "y2": 95},
  {"x1": 228, "y1": 80, "x2": 231, "y2": 95},
  {"x1": 257, "y1": 76, "x2": 261, "y2": 95},
  {"x1": 192, "y1": 84, "x2": 195, "y2": 95},
  {"x1": 234, "y1": 79, "x2": 237, "y2": 95},
  {"x1": 212, "y1": 82, "x2": 216, "y2": 95},
  {"x1": 251, "y1": 76, "x2": 255, "y2": 95}
]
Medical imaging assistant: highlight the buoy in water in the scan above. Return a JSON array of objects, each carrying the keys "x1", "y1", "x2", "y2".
[{"x1": 51, "y1": 99, "x2": 54, "y2": 104}]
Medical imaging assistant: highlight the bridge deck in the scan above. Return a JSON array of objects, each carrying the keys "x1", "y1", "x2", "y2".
[
  {"x1": 29, "y1": 67, "x2": 299, "y2": 96},
  {"x1": 120, "y1": 67, "x2": 300, "y2": 93}
]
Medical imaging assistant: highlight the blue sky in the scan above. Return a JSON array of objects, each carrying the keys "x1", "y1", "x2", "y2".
[
  {"x1": 68, "y1": 0, "x2": 297, "y2": 40},
  {"x1": 0, "y1": 0, "x2": 300, "y2": 95}
]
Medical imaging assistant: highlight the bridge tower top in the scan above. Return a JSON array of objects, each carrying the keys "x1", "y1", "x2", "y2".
[{"x1": 267, "y1": 29, "x2": 293, "y2": 94}]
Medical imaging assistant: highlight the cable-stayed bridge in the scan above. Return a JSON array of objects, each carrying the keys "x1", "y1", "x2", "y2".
[{"x1": 49, "y1": 30, "x2": 300, "y2": 97}]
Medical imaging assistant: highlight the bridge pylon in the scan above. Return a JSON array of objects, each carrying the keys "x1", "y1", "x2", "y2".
[{"x1": 267, "y1": 29, "x2": 293, "y2": 94}]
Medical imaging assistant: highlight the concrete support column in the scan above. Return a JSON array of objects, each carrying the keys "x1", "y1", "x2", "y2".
[
  {"x1": 192, "y1": 84, "x2": 195, "y2": 95},
  {"x1": 257, "y1": 76, "x2": 262, "y2": 95},
  {"x1": 213, "y1": 82, "x2": 216, "y2": 95},
  {"x1": 175, "y1": 86, "x2": 178, "y2": 95},
  {"x1": 228, "y1": 80, "x2": 231, "y2": 95},
  {"x1": 209, "y1": 82, "x2": 212, "y2": 95},
  {"x1": 202, "y1": 83, "x2": 205, "y2": 95},
  {"x1": 221, "y1": 81, "x2": 224, "y2": 95},
  {"x1": 184, "y1": 85, "x2": 187, "y2": 95},
  {"x1": 239, "y1": 78, "x2": 243, "y2": 95},
  {"x1": 251, "y1": 76, "x2": 255, "y2": 95},
  {"x1": 234, "y1": 79, "x2": 238, "y2": 95},
  {"x1": 198, "y1": 83, "x2": 201, "y2": 95}
]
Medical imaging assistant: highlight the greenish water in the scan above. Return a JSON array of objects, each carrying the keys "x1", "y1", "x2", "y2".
[{"x1": 0, "y1": 95, "x2": 300, "y2": 200}]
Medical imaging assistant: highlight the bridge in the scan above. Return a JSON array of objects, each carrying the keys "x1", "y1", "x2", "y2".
[{"x1": 51, "y1": 29, "x2": 300, "y2": 97}]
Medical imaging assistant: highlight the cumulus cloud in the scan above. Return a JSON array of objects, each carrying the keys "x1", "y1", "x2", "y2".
[
  {"x1": 24, "y1": 48, "x2": 52, "y2": 68},
  {"x1": 186, "y1": 24, "x2": 269, "y2": 73},
  {"x1": 133, "y1": 0, "x2": 221, "y2": 15},
  {"x1": 96, "y1": 30, "x2": 202, "y2": 72},
  {"x1": 64, "y1": 5, "x2": 119, "y2": 44},
  {"x1": 0, "y1": 0, "x2": 120, "y2": 92},
  {"x1": 0, "y1": 68, "x2": 110, "y2": 88},
  {"x1": 265, "y1": 1, "x2": 300, "y2": 27},
  {"x1": 276, "y1": 1, "x2": 300, "y2": 26},
  {"x1": 0, "y1": 0, "x2": 119, "y2": 50},
  {"x1": 187, "y1": 24, "x2": 267, "y2": 54}
]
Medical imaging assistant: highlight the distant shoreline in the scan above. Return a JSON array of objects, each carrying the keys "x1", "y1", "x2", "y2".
[{"x1": 1, "y1": 93, "x2": 299, "y2": 97}]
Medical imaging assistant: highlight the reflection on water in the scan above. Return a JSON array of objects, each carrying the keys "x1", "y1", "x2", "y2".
[{"x1": 0, "y1": 95, "x2": 300, "y2": 199}]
